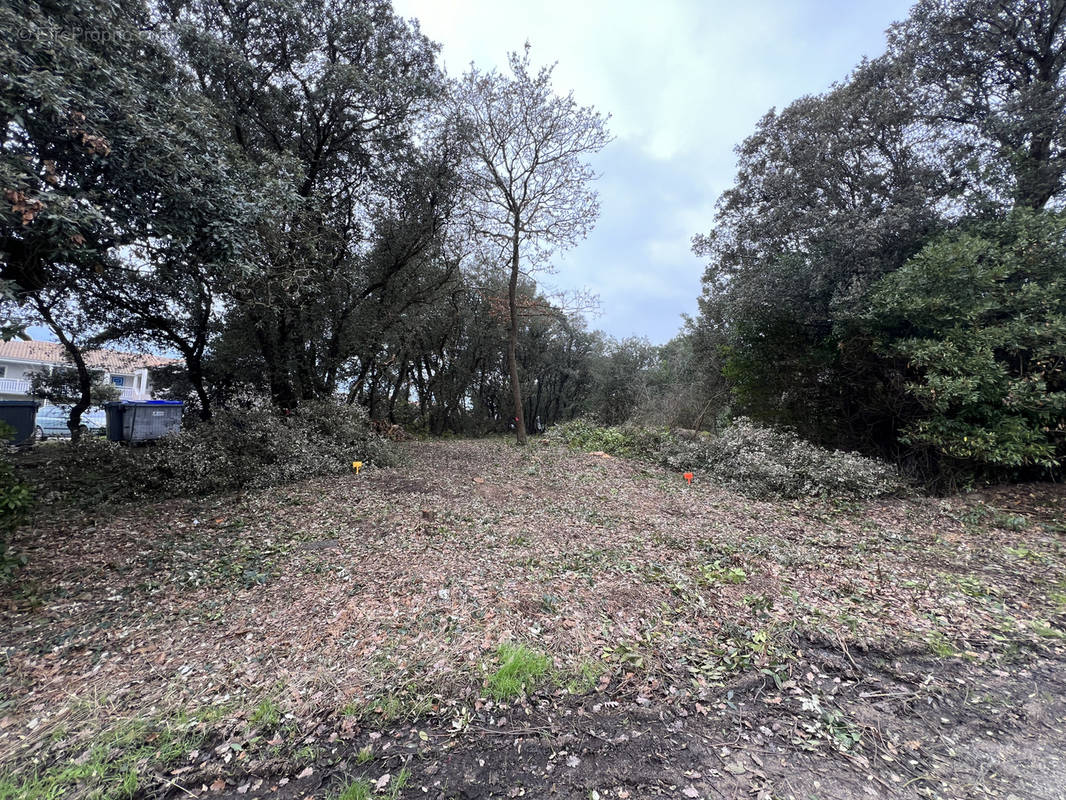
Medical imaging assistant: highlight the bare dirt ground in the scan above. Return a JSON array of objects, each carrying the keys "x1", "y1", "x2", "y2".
[{"x1": 2, "y1": 438, "x2": 1065, "y2": 799}]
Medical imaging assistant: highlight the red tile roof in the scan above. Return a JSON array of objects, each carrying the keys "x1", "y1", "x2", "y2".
[{"x1": 0, "y1": 339, "x2": 178, "y2": 372}]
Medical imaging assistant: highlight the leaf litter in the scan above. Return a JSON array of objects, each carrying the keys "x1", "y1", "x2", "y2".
[{"x1": 2, "y1": 439, "x2": 1065, "y2": 798}]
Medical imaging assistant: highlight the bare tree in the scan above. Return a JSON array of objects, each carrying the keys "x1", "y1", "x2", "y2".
[{"x1": 454, "y1": 46, "x2": 611, "y2": 444}]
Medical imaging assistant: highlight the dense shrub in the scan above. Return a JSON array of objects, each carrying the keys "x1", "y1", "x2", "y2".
[
  {"x1": 549, "y1": 417, "x2": 904, "y2": 499},
  {"x1": 866, "y1": 211, "x2": 1066, "y2": 476},
  {"x1": 545, "y1": 418, "x2": 670, "y2": 459},
  {"x1": 0, "y1": 424, "x2": 32, "y2": 577},
  {"x1": 34, "y1": 399, "x2": 398, "y2": 504}
]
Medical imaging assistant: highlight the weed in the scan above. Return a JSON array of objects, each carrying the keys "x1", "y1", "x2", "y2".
[
  {"x1": 744, "y1": 593, "x2": 774, "y2": 616},
  {"x1": 385, "y1": 768, "x2": 410, "y2": 800},
  {"x1": 540, "y1": 593, "x2": 561, "y2": 613},
  {"x1": 603, "y1": 640, "x2": 646, "y2": 670},
  {"x1": 335, "y1": 778, "x2": 373, "y2": 800},
  {"x1": 947, "y1": 574, "x2": 996, "y2": 599},
  {"x1": 801, "y1": 694, "x2": 862, "y2": 752},
  {"x1": 927, "y1": 631, "x2": 956, "y2": 657},
  {"x1": 486, "y1": 643, "x2": 550, "y2": 701},
  {"x1": 992, "y1": 512, "x2": 1028, "y2": 531},
  {"x1": 698, "y1": 560, "x2": 747, "y2": 585},
  {"x1": 683, "y1": 625, "x2": 787, "y2": 682},
  {"x1": 360, "y1": 691, "x2": 433, "y2": 726},
  {"x1": 354, "y1": 745, "x2": 374, "y2": 765},
  {"x1": 251, "y1": 698, "x2": 282, "y2": 727},
  {"x1": 563, "y1": 659, "x2": 605, "y2": 694},
  {"x1": 1005, "y1": 544, "x2": 1048, "y2": 563},
  {"x1": 1030, "y1": 620, "x2": 1065, "y2": 638}
]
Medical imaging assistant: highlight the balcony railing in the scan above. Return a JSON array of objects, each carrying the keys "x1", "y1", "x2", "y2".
[
  {"x1": 0, "y1": 377, "x2": 148, "y2": 400},
  {"x1": 0, "y1": 378, "x2": 32, "y2": 395}
]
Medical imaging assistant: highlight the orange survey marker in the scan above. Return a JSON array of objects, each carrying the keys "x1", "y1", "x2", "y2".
[{"x1": 683, "y1": 472, "x2": 693, "y2": 485}]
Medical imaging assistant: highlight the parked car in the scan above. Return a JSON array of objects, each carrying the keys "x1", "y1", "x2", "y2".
[{"x1": 33, "y1": 406, "x2": 106, "y2": 440}]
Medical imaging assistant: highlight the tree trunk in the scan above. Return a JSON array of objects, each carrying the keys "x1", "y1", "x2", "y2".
[
  {"x1": 387, "y1": 358, "x2": 407, "y2": 423},
  {"x1": 34, "y1": 298, "x2": 91, "y2": 443},
  {"x1": 183, "y1": 350, "x2": 212, "y2": 422},
  {"x1": 508, "y1": 228, "x2": 527, "y2": 445}
]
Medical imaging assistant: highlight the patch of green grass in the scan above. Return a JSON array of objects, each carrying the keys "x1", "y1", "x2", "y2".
[
  {"x1": 354, "y1": 745, "x2": 374, "y2": 765},
  {"x1": 927, "y1": 631, "x2": 956, "y2": 658},
  {"x1": 562, "y1": 659, "x2": 605, "y2": 694},
  {"x1": 0, "y1": 712, "x2": 203, "y2": 800},
  {"x1": 487, "y1": 643, "x2": 550, "y2": 701},
  {"x1": 335, "y1": 778, "x2": 373, "y2": 800},
  {"x1": 250, "y1": 698, "x2": 282, "y2": 727}
]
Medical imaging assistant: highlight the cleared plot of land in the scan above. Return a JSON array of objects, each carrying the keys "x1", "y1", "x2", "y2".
[{"x1": 2, "y1": 439, "x2": 1065, "y2": 799}]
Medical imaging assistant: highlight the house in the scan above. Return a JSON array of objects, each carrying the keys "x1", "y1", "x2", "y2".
[{"x1": 0, "y1": 339, "x2": 177, "y2": 402}]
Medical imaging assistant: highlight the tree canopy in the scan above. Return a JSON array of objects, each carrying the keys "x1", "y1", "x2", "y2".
[
  {"x1": 453, "y1": 47, "x2": 610, "y2": 443},
  {"x1": 691, "y1": 0, "x2": 1066, "y2": 482}
]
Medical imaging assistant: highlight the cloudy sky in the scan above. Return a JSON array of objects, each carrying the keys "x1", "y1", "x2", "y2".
[{"x1": 393, "y1": 0, "x2": 915, "y2": 343}]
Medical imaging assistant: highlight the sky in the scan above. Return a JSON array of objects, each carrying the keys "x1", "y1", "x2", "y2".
[{"x1": 392, "y1": 0, "x2": 916, "y2": 343}]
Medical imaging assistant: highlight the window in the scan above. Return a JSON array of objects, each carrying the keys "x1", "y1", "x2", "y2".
[
  {"x1": 0, "y1": 365, "x2": 6, "y2": 379},
  {"x1": 111, "y1": 376, "x2": 125, "y2": 387}
]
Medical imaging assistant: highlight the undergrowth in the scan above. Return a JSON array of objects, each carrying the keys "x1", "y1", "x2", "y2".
[
  {"x1": 548, "y1": 417, "x2": 904, "y2": 499},
  {"x1": 18, "y1": 399, "x2": 398, "y2": 507}
]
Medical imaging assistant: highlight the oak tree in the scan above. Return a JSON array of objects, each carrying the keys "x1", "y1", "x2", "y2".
[{"x1": 454, "y1": 47, "x2": 610, "y2": 444}]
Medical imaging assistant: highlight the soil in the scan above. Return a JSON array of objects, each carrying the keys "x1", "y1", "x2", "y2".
[{"x1": 202, "y1": 640, "x2": 1066, "y2": 800}]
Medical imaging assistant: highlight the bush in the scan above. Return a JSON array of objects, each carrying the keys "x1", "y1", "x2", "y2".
[
  {"x1": 867, "y1": 211, "x2": 1066, "y2": 476},
  {"x1": 549, "y1": 417, "x2": 903, "y2": 499},
  {"x1": 0, "y1": 424, "x2": 32, "y2": 577},
  {"x1": 545, "y1": 418, "x2": 670, "y2": 459},
  {"x1": 37, "y1": 399, "x2": 398, "y2": 504}
]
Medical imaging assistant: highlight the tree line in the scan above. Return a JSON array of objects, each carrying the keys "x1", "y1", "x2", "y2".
[
  {"x1": 2, "y1": 0, "x2": 1063, "y2": 486},
  {"x1": 691, "y1": 0, "x2": 1065, "y2": 485}
]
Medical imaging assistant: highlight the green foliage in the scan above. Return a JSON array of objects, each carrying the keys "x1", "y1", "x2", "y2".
[
  {"x1": 546, "y1": 418, "x2": 670, "y2": 459},
  {"x1": 868, "y1": 211, "x2": 1066, "y2": 472},
  {"x1": 550, "y1": 418, "x2": 903, "y2": 499},
  {"x1": 690, "y1": 0, "x2": 1066, "y2": 485},
  {"x1": 335, "y1": 779, "x2": 373, "y2": 800},
  {"x1": 699, "y1": 561, "x2": 747, "y2": 585},
  {"x1": 27, "y1": 365, "x2": 119, "y2": 407},
  {"x1": 0, "y1": 713, "x2": 202, "y2": 800},
  {"x1": 0, "y1": 0, "x2": 249, "y2": 295},
  {"x1": 143, "y1": 401, "x2": 398, "y2": 496},
  {"x1": 0, "y1": 424, "x2": 31, "y2": 579},
  {"x1": 486, "y1": 643, "x2": 551, "y2": 701},
  {"x1": 250, "y1": 698, "x2": 281, "y2": 728}
]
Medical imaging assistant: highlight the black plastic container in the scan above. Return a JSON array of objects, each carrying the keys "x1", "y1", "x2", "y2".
[{"x1": 0, "y1": 400, "x2": 39, "y2": 445}]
